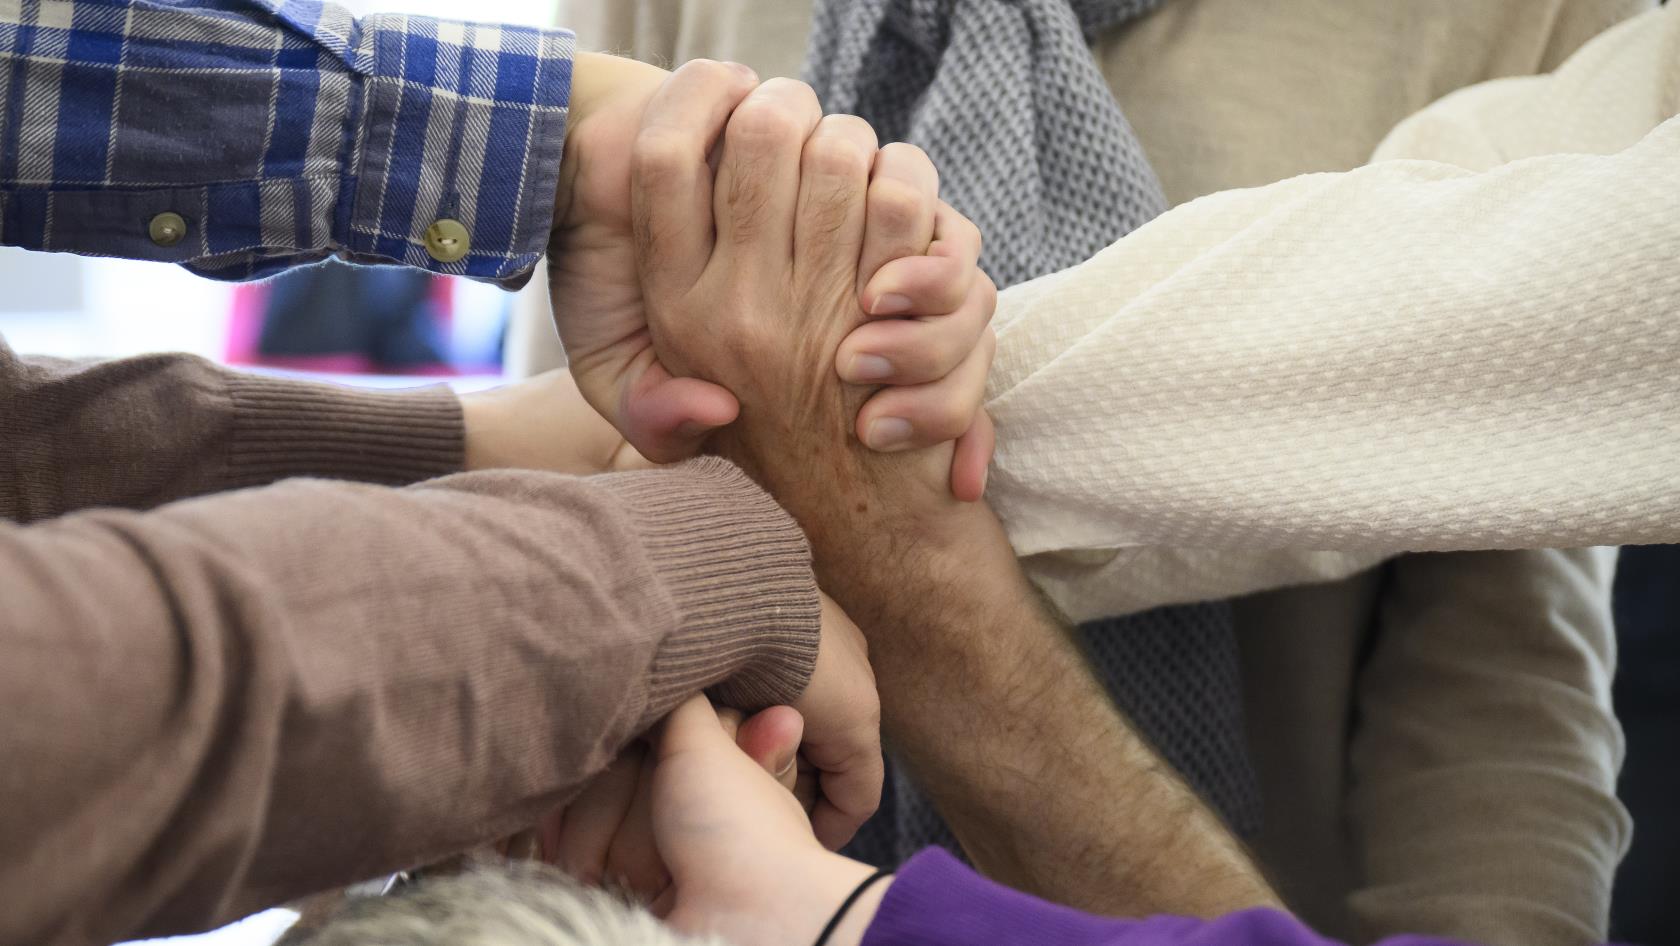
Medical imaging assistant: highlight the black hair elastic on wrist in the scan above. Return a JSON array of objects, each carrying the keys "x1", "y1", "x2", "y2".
[{"x1": 812, "y1": 868, "x2": 893, "y2": 946}]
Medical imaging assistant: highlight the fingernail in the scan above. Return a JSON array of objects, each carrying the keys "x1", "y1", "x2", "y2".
[
  {"x1": 728, "y1": 61, "x2": 758, "y2": 82},
  {"x1": 870, "y1": 293, "x2": 912, "y2": 316},
  {"x1": 865, "y1": 417, "x2": 914, "y2": 451},
  {"x1": 845, "y1": 354, "x2": 894, "y2": 382},
  {"x1": 774, "y1": 750, "x2": 797, "y2": 781}
]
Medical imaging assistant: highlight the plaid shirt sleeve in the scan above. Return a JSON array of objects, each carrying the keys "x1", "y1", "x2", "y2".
[{"x1": 0, "y1": 0, "x2": 574, "y2": 288}]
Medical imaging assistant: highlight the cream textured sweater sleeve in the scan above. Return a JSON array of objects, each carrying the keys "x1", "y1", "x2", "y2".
[{"x1": 994, "y1": 6, "x2": 1680, "y2": 621}]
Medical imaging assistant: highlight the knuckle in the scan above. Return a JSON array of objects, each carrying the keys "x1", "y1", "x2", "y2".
[
  {"x1": 879, "y1": 140, "x2": 935, "y2": 182},
  {"x1": 858, "y1": 703, "x2": 882, "y2": 738},
  {"x1": 719, "y1": 312, "x2": 777, "y2": 362},
  {"x1": 867, "y1": 177, "x2": 927, "y2": 235},
  {"x1": 729, "y1": 94, "x2": 807, "y2": 146},
  {"x1": 978, "y1": 276, "x2": 999, "y2": 322},
  {"x1": 803, "y1": 127, "x2": 872, "y2": 180},
  {"x1": 679, "y1": 57, "x2": 733, "y2": 84},
  {"x1": 763, "y1": 76, "x2": 822, "y2": 111},
  {"x1": 928, "y1": 408, "x2": 972, "y2": 442},
  {"x1": 880, "y1": 140, "x2": 929, "y2": 163},
  {"x1": 963, "y1": 213, "x2": 983, "y2": 253},
  {"x1": 631, "y1": 127, "x2": 698, "y2": 182},
  {"x1": 901, "y1": 346, "x2": 950, "y2": 383}
]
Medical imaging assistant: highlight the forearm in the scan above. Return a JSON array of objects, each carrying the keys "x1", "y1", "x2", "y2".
[
  {"x1": 818, "y1": 501, "x2": 1277, "y2": 917},
  {"x1": 0, "y1": 0, "x2": 573, "y2": 286},
  {"x1": 988, "y1": 111, "x2": 1680, "y2": 559},
  {"x1": 0, "y1": 341, "x2": 466, "y2": 522},
  {"x1": 0, "y1": 459, "x2": 817, "y2": 946},
  {"x1": 993, "y1": 7, "x2": 1680, "y2": 625}
]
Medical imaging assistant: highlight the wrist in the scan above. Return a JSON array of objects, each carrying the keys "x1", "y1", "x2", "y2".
[
  {"x1": 808, "y1": 854, "x2": 892, "y2": 946},
  {"x1": 554, "y1": 52, "x2": 606, "y2": 231},
  {"x1": 555, "y1": 53, "x2": 672, "y2": 231},
  {"x1": 459, "y1": 371, "x2": 628, "y2": 474}
]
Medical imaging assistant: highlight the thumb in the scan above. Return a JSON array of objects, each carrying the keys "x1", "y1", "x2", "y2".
[
  {"x1": 736, "y1": 706, "x2": 806, "y2": 791},
  {"x1": 947, "y1": 409, "x2": 995, "y2": 502},
  {"x1": 620, "y1": 365, "x2": 740, "y2": 464}
]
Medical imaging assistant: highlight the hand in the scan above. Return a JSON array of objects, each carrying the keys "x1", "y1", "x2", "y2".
[
  {"x1": 458, "y1": 369, "x2": 651, "y2": 475},
  {"x1": 555, "y1": 58, "x2": 995, "y2": 496},
  {"x1": 538, "y1": 703, "x2": 803, "y2": 898},
  {"x1": 652, "y1": 696, "x2": 889, "y2": 946},
  {"x1": 541, "y1": 594, "x2": 881, "y2": 888},
  {"x1": 549, "y1": 54, "x2": 748, "y2": 464},
  {"x1": 793, "y1": 594, "x2": 883, "y2": 849},
  {"x1": 626, "y1": 69, "x2": 995, "y2": 524}
]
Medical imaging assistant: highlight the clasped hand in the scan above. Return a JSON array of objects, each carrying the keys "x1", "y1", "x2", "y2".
[
  {"x1": 550, "y1": 54, "x2": 996, "y2": 501},
  {"x1": 532, "y1": 56, "x2": 999, "y2": 942}
]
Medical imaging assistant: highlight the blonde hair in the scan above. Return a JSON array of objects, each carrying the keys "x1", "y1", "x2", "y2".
[{"x1": 283, "y1": 862, "x2": 721, "y2": 946}]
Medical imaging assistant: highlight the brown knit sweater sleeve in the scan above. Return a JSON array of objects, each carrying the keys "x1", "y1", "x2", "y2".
[
  {"x1": 0, "y1": 339, "x2": 462, "y2": 523},
  {"x1": 0, "y1": 458, "x2": 819, "y2": 946}
]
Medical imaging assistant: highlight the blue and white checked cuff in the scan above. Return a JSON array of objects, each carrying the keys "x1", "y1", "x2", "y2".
[{"x1": 0, "y1": 0, "x2": 574, "y2": 288}]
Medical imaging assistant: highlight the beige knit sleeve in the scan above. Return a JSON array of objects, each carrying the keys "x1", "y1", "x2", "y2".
[
  {"x1": 0, "y1": 340, "x2": 463, "y2": 523},
  {"x1": 0, "y1": 458, "x2": 818, "y2": 946},
  {"x1": 991, "y1": 7, "x2": 1680, "y2": 621}
]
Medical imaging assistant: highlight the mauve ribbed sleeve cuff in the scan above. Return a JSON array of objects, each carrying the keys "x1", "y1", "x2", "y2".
[
  {"x1": 221, "y1": 373, "x2": 464, "y2": 489},
  {"x1": 864, "y1": 849, "x2": 1372, "y2": 946},
  {"x1": 865, "y1": 847, "x2": 1129, "y2": 946},
  {"x1": 596, "y1": 457, "x2": 822, "y2": 717}
]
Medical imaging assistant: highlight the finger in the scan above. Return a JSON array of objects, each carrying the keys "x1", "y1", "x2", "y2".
[
  {"x1": 715, "y1": 706, "x2": 746, "y2": 748},
  {"x1": 736, "y1": 705, "x2": 805, "y2": 792},
  {"x1": 948, "y1": 408, "x2": 995, "y2": 503},
  {"x1": 804, "y1": 740, "x2": 885, "y2": 851},
  {"x1": 856, "y1": 327, "x2": 996, "y2": 452},
  {"x1": 632, "y1": 59, "x2": 760, "y2": 300},
  {"x1": 555, "y1": 747, "x2": 645, "y2": 884},
  {"x1": 861, "y1": 201, "x2": 981, "y2": 317},
  {"x1": 792, "y1": 114, "x2": 878, "y2": 291},
  {"x1": 836, "y1": 272, "x2": 996, "y2": 385},
  {"x1": 855, "y1": 142, "x2": 938, "y2": 299},
  {"x1": 650, "y1": 886, "x2": 678, "y2": 920},
  {"x1": 537, "y1": 805, "x2": 566, "y2": 864},
  {"x1": 793, "y1": 760, "x2": 820, "y2": 814},
  {"x1": 604, "y1": 759, "x2": 671, "y2": 899},
  {"x1": 618, "y1": 358, "x2": 741, "y2": 464},
  {"x1": 502, "y1": 829, "x2": 541, "y2": 862},
  {"x1": 655, "y1": 694, "x2": 769, "y2": 779},
  {"x1": 712, "y1": 78, "x2": 824, "y2": 267}
]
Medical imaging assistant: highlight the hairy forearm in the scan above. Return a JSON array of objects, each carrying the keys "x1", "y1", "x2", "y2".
[{"x1": 814, "y1": 498, "x2": 1279, "y2": 917}]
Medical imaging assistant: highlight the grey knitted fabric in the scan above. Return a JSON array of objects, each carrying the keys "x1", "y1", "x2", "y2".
[
  {"x1": 804, "y1": 0, "x2": 1170, "y2": 286},
  {"x1": 805, "y1": 0, "x2": 1263, "y2": 868}
]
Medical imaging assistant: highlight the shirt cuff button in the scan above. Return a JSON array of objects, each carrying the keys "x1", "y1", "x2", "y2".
[
  {"x1": 148, "y1": 212, "x2": 188, "y2": 248},
  {"x1": 424, "y1": 218, "x2": 471, "y2": 263}
]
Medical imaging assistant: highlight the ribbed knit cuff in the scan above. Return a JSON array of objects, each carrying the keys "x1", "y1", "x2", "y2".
[
  {"x1": 597, "y1": 457, "x2": 822, "y2": 717},
  {"x1": 862, "y1": 848, "x2": 1103, "y2": 946},
  {"x1": 222, "y1": 373, "x2": 464, "y2": 490}
]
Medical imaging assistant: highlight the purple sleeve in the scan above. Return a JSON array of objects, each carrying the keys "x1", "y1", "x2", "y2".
[{"x1": 861, "y1": 848, "x2": 1482, "y2": 946}]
